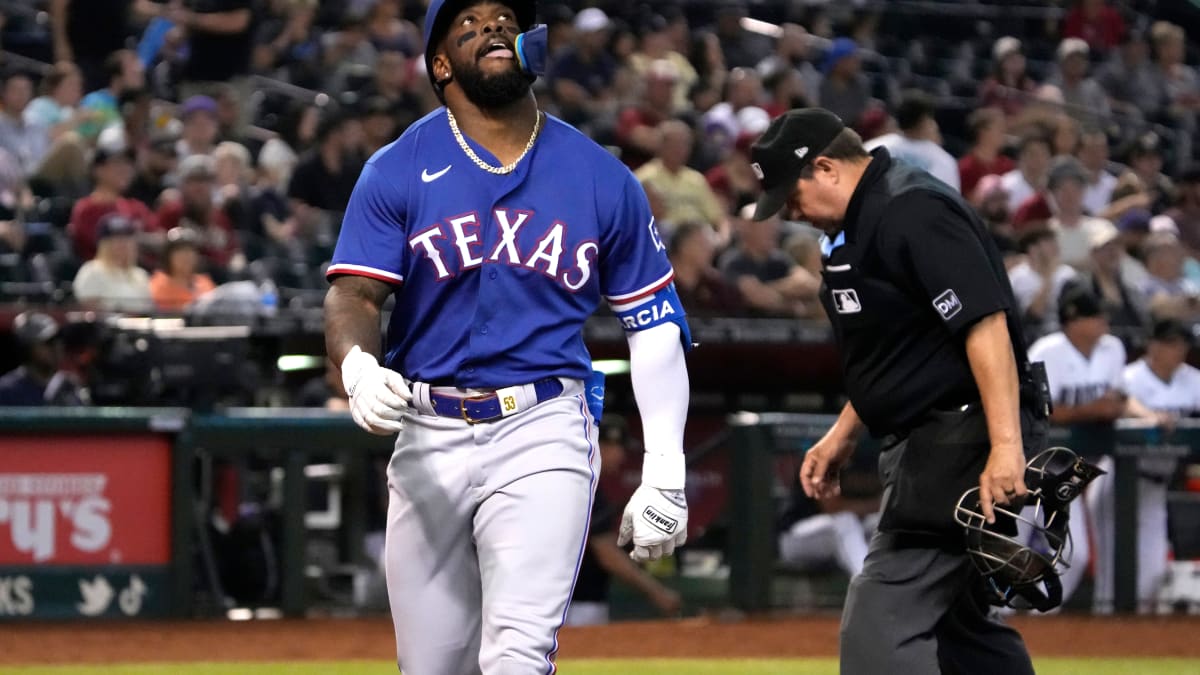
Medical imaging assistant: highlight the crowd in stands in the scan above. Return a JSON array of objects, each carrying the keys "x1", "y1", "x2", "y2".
[{"x1": 0, "y1": 0, "x2": 1192, "y2": 351}]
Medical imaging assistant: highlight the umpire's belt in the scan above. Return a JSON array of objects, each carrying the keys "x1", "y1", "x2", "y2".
[{"x1": 414, "y1": 378, "x2": 565, "y2": 424}]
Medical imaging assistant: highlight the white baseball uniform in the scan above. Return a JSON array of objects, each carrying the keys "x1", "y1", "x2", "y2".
[
  {"x1": 1026, "y1": 332, "x2": 1127, "y2": 609},
  {"x1": 1115, "y1": 360, "x2": 1200, "y2": 610}
]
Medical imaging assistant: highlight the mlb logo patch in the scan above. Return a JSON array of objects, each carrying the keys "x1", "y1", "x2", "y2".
[
  {"x1": 933, "y1": 289, "x2": 963, "y2": 320},
  {"x1": 751, "y1": 162, "x2": 764, "y2": 180},
  {"x1": 832, "y1": 289, "x2": 862, "y2": 314}
]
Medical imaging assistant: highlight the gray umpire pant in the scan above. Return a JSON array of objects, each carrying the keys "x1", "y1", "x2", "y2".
[{"x1": 839, "y1": 437, "x2": 1035, "y2": 675}]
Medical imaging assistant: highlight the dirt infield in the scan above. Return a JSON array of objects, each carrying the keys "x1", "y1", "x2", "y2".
[{"x1": 2, "y1": 614, "x2": 1199, "y2": 665}]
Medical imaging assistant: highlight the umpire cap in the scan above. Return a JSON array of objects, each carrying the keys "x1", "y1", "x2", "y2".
[
  {"x1": 750, "y1": 108, "x2": 845, "y2": 221},
  {"x1": 423, "y1": 0, "x2": 538, "y2": 90}
]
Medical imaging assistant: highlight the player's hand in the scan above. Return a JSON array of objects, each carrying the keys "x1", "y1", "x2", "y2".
[
  {"x1": 800, "y1": 432, "x2": 856, "y2": 500},
  {"x1": 341, "y1": 346, "x2": 412, "y2": 435},
  {"x1": 617, "y1": 485, "x2": 688, "y2": 562},
  {"x1": 978, "y1": 443, "x2": 1028, "y2": 524}
]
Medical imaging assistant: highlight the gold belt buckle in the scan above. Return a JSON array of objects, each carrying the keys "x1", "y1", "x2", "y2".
[{"x1": 460, "y1": 394, "x2": 496, "y2": 424}]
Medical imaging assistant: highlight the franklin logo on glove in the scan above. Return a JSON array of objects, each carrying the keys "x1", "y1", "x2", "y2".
[{"x1": 642, "y1": 506, "x2": 678, "y2": 534}]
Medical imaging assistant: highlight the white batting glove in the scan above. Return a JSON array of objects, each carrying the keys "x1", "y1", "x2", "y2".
[
  {"x1": 618, "y1": 485, "x2": 688, "y2": 562},
  {"x1": 341, "y1": 346, "x2": 412, "y2": 435}
]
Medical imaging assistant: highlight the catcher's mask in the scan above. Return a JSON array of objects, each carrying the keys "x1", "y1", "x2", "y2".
[{"x1": 953, "y1": 447, "x2": 1106, "y2": 612}]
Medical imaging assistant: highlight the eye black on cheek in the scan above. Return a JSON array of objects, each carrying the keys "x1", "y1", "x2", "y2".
[{"x1": 456, "y1": 30, "x2": 478, "y2": 47}]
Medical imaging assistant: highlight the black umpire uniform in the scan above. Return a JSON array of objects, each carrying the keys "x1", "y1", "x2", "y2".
[{"x1": 751, "y1": 109, "x2": 1048, "y2": 674}]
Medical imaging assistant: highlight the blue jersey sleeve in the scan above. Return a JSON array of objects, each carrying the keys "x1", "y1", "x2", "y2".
[
  {"x1": 599, "y1": 170, "x2": 675, "y2": 304},
  {"x1": 327, "y1": 162, "x2": 408, "y2": 285}
]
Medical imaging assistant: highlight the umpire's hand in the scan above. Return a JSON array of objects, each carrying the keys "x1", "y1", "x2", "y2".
[
  {"x1": 342, "y1": 346, "x2": 412, "y2": 435},
  {"x1": 978, "y1": 443, "x2": 1028, "y2": 524},
  {"x1": 800, "y1": 433, "x2": 856, "y2": 500}
]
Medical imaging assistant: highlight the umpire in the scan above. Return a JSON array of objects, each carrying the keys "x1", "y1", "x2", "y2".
[{"x1": 751, "y1": 108, "x2": 1048, "y2": 674}]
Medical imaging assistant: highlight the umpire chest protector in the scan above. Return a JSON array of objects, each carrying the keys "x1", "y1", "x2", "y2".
[{"x1": 819, "y1": 150, "x2": 1018, "y2": 437}]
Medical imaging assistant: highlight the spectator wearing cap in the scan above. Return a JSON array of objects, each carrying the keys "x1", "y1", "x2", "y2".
[
  {"x1": 68, "y1": 146, "x2": 156, "y2": 261},
  {"x1": 79, "y1": 49, "x2": 146, "y2": 139},
  {"x1": 718, "y1": 204, "x2": 818, "y2": 318},
  {"x1": 636, "y1": 120, "x2": 729, "y2": 246},
  {"x1": 548, "y1": 8, "x2": 618, "y2": 128},
  {"x1": 1044, "y1": 157, "x2": 1113, "y2": 266},
  {"x1": 1076, "y1": 126, "x2": 1117, "y2": 215},
  {"x1": 1063, "y1": 0, "x2": 1127, "y2": 53},
  {"x1": 817, "y1": 38, "x2": 870, "y2": 129},
  {"x1": 1068, "y1": 218, "x2": 1151, "y2": 334},
  {"x1": 72, "y1": 213, "x2": 153, "y2": 312},
  {"x1": 1148, "y1": 22, "x2": 1199, "y2": 165},
  {"x1": 1000, "y1": 132, "x2": 1053, "y2": 214},
  {"x1": 980, "y1": 36, "x2": 1038, "y2": 119},
  {"x1": 614, "y1": 59, "x2": 677, "y2": 170},
  {"x1": 864, "y1": 90, "x2": 959, "y2": 191},
  {"x1": 135, "y1": 0, "x2": 254, "y2": 110},
  {"x1": 1097, "y1": 29, "x2": 1158, "y2": 121},
  {"x1": 176, "y1": 95, "x2": 220, "y2": 161},
  {"x1": 128, "y1": 134, "x2": 178, "y2": 208},
  {"x1": 629, "y1": 13, "x2": 698, "y2": 116},
  {"x1": 1049, "y1": 38, "x2": 1111, "y2": 125},
  {"x1": 1162, "y1": 167, "x2": 1200, "y2": 254},
  {"x1": 0, "y1": 72, "x2": 51, "y2": 178},
  {"x1": 157, "y1": 154, "x2": 243, "y2": 277},
  {"x1": 1113, "y1": 207, "x2": 1153, "y2": 288},
  {"x1": 1121, "y1": 317, "x2": 1200, "y2": 611},
  {"x1": 0, "y1": 311, "x2": 64, "y2": 406},
  {"x1": 958, "y1": 108, "x2": 1014, "y2": 198},
  {"x1": 1009, "y1": 227, "x2": 1079, "y2": 341},
  {"x1": 1141, "y1": 232, "x2": 1200, "y2": 321},
  {"x1": 668, "y1": 221, "x2": 742, "y2": 316},
  {"x1": 149, "y1": 226, "x2": 216, "y2": 312}
]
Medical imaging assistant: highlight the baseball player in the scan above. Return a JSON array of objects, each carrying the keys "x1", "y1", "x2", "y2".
[
  {"x1": 322, "y1": 2, "x2": 691, "y2": 673},
  {"x1": 1117, "y1": 318, "x2": 1200, "y2": 612},
  {"x1": 1025, "y1": 286, "x2": 1163, "y2": 611}
]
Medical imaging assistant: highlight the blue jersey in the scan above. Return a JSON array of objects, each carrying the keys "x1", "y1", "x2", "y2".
[{"x1": 328, "y1": 109, "x2": 679, "y2": 387}]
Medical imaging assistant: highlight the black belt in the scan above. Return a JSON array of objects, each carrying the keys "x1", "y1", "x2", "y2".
[{"x1": 428, "y1": 378, "x2": 564, "y2": 424}]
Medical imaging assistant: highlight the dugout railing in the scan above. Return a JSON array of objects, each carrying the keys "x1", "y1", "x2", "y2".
[{"x1": 0, "y1": 408, "x2": 1193, "y2": 619}]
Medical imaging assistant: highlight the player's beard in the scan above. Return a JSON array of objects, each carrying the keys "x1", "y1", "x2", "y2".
[{"x1": 450, "y1": 54, "x2": 535, "y2": 109}]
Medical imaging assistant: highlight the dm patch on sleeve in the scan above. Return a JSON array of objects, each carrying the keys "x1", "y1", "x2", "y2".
[{"x1": 933, "y1": 289, "x2": 963, "y2": 321}]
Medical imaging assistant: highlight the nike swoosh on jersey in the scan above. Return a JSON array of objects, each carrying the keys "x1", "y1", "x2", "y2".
[{"x1": 421, "y1": 165, "x2": 452, "y2": 182}]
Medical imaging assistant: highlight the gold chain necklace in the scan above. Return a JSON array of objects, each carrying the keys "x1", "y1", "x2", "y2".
[{"x1": 446, "y1": 108, "x2": 543, "y2": 175}]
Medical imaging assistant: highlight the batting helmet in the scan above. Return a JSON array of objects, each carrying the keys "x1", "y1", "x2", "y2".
[
  {"x1": 423, "y1": 0, "x2": 538, "y2": 91},
  {"x1": 953, "y1": 446, "x2": 1106, "y2": 611}
]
